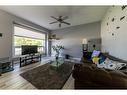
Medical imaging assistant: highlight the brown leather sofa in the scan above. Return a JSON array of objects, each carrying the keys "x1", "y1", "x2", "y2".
[{"x1": 72, "y1": 63, "x2": 127, "y2": 89}]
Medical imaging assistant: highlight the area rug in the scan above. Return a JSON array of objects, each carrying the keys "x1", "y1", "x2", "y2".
[{"x1": 20, "y1": 62, "x2": 74, "y2": 89}]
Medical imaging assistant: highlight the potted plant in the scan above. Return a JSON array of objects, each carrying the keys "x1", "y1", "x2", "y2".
[
  {"x1": 52, "y1": 45, "x2": 64, "y2": 59},
  {"x1": 52, "y1": 45, "x2": 64, "y2": 67}
]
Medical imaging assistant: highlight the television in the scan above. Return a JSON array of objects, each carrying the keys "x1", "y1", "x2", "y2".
[{"x1": 22, "y1": 45, "x2": 38, "y2": 55}]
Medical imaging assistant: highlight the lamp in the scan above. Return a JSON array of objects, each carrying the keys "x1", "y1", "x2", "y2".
[
  {"x1": 82, "y1": 38, "x2": 88, "y2": 57},
  {"x1": 82, "y1": 38, "x2": 88, "y2": 44},
  {"x1": 82, "y1": 38, "x2": 88, "y2": 51}
]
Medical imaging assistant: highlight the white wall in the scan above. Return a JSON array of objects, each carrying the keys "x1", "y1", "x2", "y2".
[
  {"x1": 52, "y1": 22, "x2": 101, "y2": 58},
  {"x1": 0, "y1": 9, "x2": 50, "y2": 58},
  {"x1": 101, "y1": 6, "x2": 127, "y2": 61}
]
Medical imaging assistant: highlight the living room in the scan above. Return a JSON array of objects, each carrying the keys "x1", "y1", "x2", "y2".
[{"x1": 0, "y1": 5, "x2": 127, "y2": 90}]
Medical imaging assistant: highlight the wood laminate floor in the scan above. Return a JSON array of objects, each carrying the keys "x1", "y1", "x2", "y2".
[{"x1": 0, "y1": 57, "x2": 74, "y2": 89}]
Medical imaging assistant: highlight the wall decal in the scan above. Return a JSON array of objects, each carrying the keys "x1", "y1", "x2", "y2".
[
  {"x1": 112, "y1": 18, "x2": 115, "y2": 22},
  {"x1": 122, "y1": 5, "x2": 127, "y2": 10},
  {"x1": 116, "y1": 26, "x2": 120, "y2": 29},
  {"x1": 0, "y1": 33, "x2": 2, "y2": 37},
  {"x1": 112, "y1": 33, "x2": 114, "y2": 36},
  {"x1": 120, "y1": 16, "x2": 125, "y2": 20}
]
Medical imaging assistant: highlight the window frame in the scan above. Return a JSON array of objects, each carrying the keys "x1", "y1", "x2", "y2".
[{"x1": 13, "y1": 23, "x2": 47, "y2": 57}]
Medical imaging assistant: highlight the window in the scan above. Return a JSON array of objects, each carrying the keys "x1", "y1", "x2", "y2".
[{"x1": 14, "y1": 25, "x2": 46, "y2": 56}]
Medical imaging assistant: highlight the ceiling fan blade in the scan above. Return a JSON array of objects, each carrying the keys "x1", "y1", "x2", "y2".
[
  {"x1": 59, "y1": 23, "x2": 61, "y2": 27},
  {"x1": 62, "y1": 21, "x2": 71, "y2": 25},
  {"x1": 62, "y1": 16, "x2": 68, "y2": 20},
  {"x1": 51, "y1": 16, "x2": 58, "y2": 20},
  {"x1": 49, "y1": 21, "x2": 58, "y2": 24}
]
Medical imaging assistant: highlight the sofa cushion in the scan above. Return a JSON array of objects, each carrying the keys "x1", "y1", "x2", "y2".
[
  {"x1": 73, "y1": 64, "x2": 94, "y2": 81},
  {"x1": 80, "y1": 66, "x2": 94, "y2": 80},
  {"x1": 92, "y1": 68, "x2": 112, "y2": 86},
  {"x1": 110, "y1": 76, "x2": 127, "y2": 87},
  {"x1": 109, "y1": 70, "x2": 127, "y2": 78}
]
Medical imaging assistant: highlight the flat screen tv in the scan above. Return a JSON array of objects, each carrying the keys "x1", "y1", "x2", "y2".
[{"x1": 22, "y1": 45, "x2": 38, "y2": 55}]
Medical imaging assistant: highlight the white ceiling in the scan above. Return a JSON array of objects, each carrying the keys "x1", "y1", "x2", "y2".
[{"x1": 0, "y1": 6, "x2": 109, "y2": 30}]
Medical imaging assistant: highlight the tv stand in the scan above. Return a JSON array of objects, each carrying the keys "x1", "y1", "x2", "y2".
[{"x1": 19, "y1": 53, "x2": 41, "y2": 67}]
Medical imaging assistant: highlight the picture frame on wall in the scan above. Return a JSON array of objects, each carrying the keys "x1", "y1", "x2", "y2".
[{"x1": 0, "y1": 33, "x2": 2, "y2": 37}]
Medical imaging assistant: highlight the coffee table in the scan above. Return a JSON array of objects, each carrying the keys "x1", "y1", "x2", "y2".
[
  {"x1": 65, "y1": 58, "x2": 81, "y2": 64},
  {"x1": 50, "y1": 57, "x2": 64, "y2": 68}
]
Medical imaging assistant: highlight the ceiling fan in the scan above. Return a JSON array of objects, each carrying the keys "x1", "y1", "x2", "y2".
[{"x1": 49, "y1": 16, "x2": 71, "y2": 27}]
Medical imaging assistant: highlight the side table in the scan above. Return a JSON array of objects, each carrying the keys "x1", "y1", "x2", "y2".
[{"x1": 0, "y1": 57, "x2": 14, "y2": 75}]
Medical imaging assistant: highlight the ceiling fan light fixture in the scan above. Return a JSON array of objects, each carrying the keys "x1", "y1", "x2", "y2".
[
  {"x1": 48, "y1": 34, "x2": 60, "y2": 41},
  {"x1": 49, "y1": 16, "x2": 71, "y2": 28}
]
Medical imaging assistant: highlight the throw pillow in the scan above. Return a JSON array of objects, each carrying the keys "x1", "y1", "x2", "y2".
[
  {"x1": 105, "y1": 58, "x2": 116, "y2": 69},
  {"x1": 91, "y1": 50, "x2": 100, "y2": 58},
  {"x1": 97, "y1": 58, "x2": 117, "y2": 70},
  {"x1": 96, "y1": 63, "x2": 106, "y2": 68},
  {"x1": 97, "y1": 58, "x2": 127, "y2": 70},
  {"x1": 106, "y1": 59, "x2": 127, "y2": 70},
  {"x1": 98, "y1": 54, "x2": 106, "y2": 64},
  {"x1": 92, "y1": 57, "x2": 100, "y2": 64},
  {"x1": 114, "y1": 61, "x2": 127, "y2": 70},
  {"x1": 97, "y1": 58, "x2": 110, "y2": 69}
]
